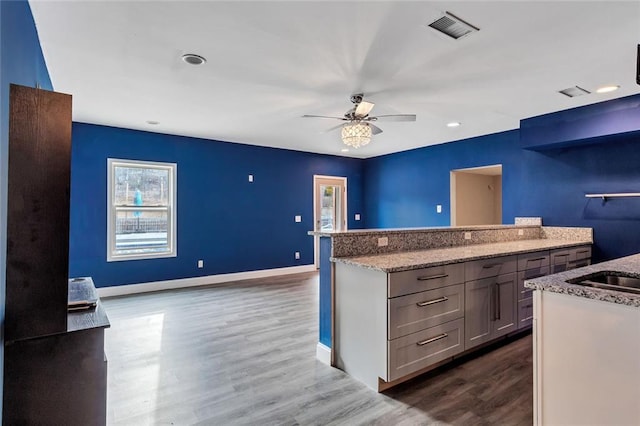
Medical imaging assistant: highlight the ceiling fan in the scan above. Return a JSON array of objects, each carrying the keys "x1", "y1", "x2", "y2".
[{"x1": 302, "y1": 94, "x2": 416, "y2": 148}]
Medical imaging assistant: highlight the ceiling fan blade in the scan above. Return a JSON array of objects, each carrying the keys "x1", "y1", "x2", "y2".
[
  {"x1": 354, "y1": 101, "x2": 375, "y2": 118},
  {"x1": 373, "y1": 114, "x2": 416, "y2": 122},
  {"x1": 322, "y1": 123, "x2": 346, "y2": 133},
  {"x1": 301, "y1": 114, "x2": 346, "y2": 121},
  {"x1": 369, "y1": 123, "x2": 383, "y2": 135}
]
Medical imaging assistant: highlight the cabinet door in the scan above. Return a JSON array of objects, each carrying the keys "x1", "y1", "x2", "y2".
[
  {"x1": 6, "y1": 84, "x2": 72, "y2": 341},
  {"x1": 550, "y1": 249, "x2": 571, "y2": 274},
  {"x1": 464, "y1": 278, "x2": 493, "y2": 350},
  {"x1": 492, "y1": 272, "x2": 517, "y2": 338}
]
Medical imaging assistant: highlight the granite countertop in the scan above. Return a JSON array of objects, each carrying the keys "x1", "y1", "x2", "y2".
[
  {"x1": 525, "y1": 254, "x2": 640, "y2": 308},
  {"x1": 309, "y1": 224, "x2": 538, "y2": 237},
  {"x1": 332, "y1": 239, "x2": 591, "y2": 272}
]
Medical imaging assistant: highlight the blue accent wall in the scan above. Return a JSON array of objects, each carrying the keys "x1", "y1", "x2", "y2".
[
  {"x1": 364, "y1": 126, "x2": 640, "y2": 264},
  {"x1": 69, "y1": 123, "x2": 365, "y2": 287},
  {"x1": 365, "y1": 130, "x2": 521, "y2": 228},
  {"x1": 0, "y1": 0, "x2": 54, "y2": 417}
]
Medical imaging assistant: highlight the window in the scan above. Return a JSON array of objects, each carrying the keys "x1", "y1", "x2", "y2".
[{"x1": 107, "y1": 159, "x2": 177, "y2": 261}]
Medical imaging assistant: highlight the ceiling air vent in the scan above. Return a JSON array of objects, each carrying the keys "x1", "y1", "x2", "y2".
[
  {"x1": 428, "y1": 12, "x2": 479, "y2": 40},
  {"x1": 559, "y1": 86, "x2": 591, "y2": 98}
]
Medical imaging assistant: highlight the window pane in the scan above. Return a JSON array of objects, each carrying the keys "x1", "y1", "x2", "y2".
[
  {"x1": 114, "y1": 209, "x2": 170, "y2": 255},
  {"x1": 113, "y1": 165, "x2": 170, "y2": 206}
]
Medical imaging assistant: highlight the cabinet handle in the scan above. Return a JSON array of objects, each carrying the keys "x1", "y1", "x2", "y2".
[
  {"x1": 417, "y1": 273, "x2": 448, "y2": 281},
  {"x1": 526, "y1": 257, "x2": 546, "y2": 263},
  {"x1": 482, "y1": 263, "x2": 501, "y2": 269},
  {"x1": 416, "y1": 296, "x2": 448, "y2": 307},
  {"x1": 417, "y1": 333, "x2": 448, "y2": 346},
  {"x1": 554, "y1": 253, "x2": 569, "y2": 258},
  {"x1": 576, "y1": 250, "x2": 590, "y2": 255},
  {"x1": 496, "y1": 283, "x2": 501, "y2": 320}
]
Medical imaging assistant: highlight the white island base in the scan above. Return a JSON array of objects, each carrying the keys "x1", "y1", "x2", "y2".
[{"x1": 533, "y1": 290, "x2": 640, "y2": 425}]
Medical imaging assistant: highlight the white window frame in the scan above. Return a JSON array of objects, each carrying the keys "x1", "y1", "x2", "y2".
[{"x1": 107, "y1": 158, "x2": 177, "y2": 262}]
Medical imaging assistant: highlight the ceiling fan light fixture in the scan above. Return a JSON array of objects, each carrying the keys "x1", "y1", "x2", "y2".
[{"x1": 341, "y1": 122, "x2": 371, "y2": 149}]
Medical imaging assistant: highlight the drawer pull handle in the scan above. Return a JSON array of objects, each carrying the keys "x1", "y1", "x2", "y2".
[
  {"x1": 417, "y1": 333, "x2": 448, "y2": 346},
  {"x1": 416, "y1": 296, "x2": 448, "y2": 307},
  {"x1": 417, "y1": 273, "x2": 448, "y2": 281},
  {"x1": 554, "y1": 253, "x2": 570, "y2": 258},
  {"x1": 526, "y1": 257, "x2": 546, "y2": 263},
  {"x1": 482, "y1": 263, "x2": 501, "y2": 269},
  {"x1": 524, "y1": 304, "x2": 533, "y2": 308},
  {"x1": 577, "y1": 250, "x2": 590, "y2": 255}
]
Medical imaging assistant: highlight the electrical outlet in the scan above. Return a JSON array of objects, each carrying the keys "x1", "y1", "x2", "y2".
[
  {"x1": 295, "y1": 215, "x2": 302, "y2": 223},
  {"x1": 295, "y1": 251, "x2": 300, "y2": 260},
  {"x1": 197, "y1": 259, "x2": 204, "y2": 268},
  {"x1": 436, "y1": 205, "x2": 442, "y2": 213},
  {"x1": 518, "y1": 229, "x2": 524, "y2": 236},
  {"x1": 464, "y1": 232, "x2": 472, "y2": 240},
  {"x1": 378, "y1": 237, "x2": 389, "y2": 247},
  {"x1": 355, "y1": 213, "x2": 361, "y2": 221},
  {"x1": 248, "y1": 174, "x2": 254, "y2": 182}
]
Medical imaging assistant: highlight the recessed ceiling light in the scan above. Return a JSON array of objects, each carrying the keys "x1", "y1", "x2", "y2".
[
  {"x1": 447, "y1": 122, "x2": 461, "y2": 128},
  {"x1": 596, "y1": 85, "x2": 620, "y2": 94},
  {"x1": 181, "y1": 53, "x2": 207, "y2": 65},
  {"x1": 341, "y1": 148, "x2": 349, "y2": 152},
  {"x1": 146, "y1": 120, "x2": 159, "y2": 125}
]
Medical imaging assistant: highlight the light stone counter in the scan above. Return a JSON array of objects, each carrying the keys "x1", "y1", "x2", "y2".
[
  {"x1": 332, "y1": 239, "x2": 591, "y2": 273},
  {"x1": 525, "y1": 253, "x2": 640, "y2": 308}
]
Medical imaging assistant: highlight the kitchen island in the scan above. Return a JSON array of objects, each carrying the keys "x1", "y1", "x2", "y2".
[
  {"x1": 311, "y1": 224, "x2": 593, "y2": 390},
  {"x1": 525, "y1": 255, "x2": 640, "y2": 425}
]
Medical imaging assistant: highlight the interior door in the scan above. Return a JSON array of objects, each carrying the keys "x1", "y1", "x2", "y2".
[{"x1": 313, "y1": 175, "x2": 347, "y2": 267}]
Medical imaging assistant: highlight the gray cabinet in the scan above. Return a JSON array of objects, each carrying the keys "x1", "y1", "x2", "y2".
[
  {"x1": 464, "y1": 272, "x2": 517, "y2": 350},
  {"x1": 517, "y1": 251, "x2": 551, "y2": 329},
  {"x1": 550, "y1": 245, "x2": 592, "y2": 273}
]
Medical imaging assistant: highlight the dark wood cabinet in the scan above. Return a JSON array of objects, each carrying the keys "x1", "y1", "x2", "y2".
[
  {"x1": 5, "y1": 84, "x2": 72, "y2": 341},
  {"x1": 3, "y1": 85, "x2": 109, "y2": 425}
]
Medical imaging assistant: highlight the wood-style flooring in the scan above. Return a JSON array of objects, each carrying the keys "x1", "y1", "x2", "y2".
[{"x1": 102, "y1": 272, "x2": 533, "y2": 425}]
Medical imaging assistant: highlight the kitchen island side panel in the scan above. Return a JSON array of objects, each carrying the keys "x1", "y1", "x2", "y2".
[
  {"x1": 536, "y1": 291, "x2": 640, "y2": 425},
  {"x1": 335, "y1": 262, "x2": 388, "y2": 390}
]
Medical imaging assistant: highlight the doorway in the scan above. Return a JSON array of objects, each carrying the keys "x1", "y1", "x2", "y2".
[
  {"x1": 313, "y1": 175, "x2": 347, "y2": 267},
  {"x1": 450, "y1": 165, "x2": 502, "y2": 226}
]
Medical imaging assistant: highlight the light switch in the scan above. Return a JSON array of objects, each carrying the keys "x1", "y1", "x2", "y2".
[
  {"x1": 355, "y1": 213, "x2": 361, "y2": 221},
  {"x1": 378, "y1": 237, "x2": 389, "y2": 247},
  {"x1": 248, "y1": 174, "x2": 254, "y2": 182},
  {"x1": 197, "y1": 259, "x2": 204, "y2": 268},
  {"x1": 436, "y1": 205, "x2": 442, "y2": 213},
  {"x1": 464, "y1": 232, "x2": 472, "y2": 240},
  {"x1": 295, "y1": 215, "x2": 302, "y2": 222},
  {"x1": 295, "y1": 251, "x2": 300, "y2": 260},
  {"x1": 518, "y1": 229, "x2": 524, "y2": 236}
]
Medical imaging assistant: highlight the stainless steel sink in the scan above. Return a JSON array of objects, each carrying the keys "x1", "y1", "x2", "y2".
[{"x1": 569, "y1": 271, "x2": 640, "y2": 295}]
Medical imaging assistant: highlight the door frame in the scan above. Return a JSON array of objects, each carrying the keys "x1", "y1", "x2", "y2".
[{"x1": 313, "y1": 175, "x2": 347, "y2": 268}]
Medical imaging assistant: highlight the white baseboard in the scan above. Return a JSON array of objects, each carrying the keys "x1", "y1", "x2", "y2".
[
  {"x1": 97, "y1": 264, "x2": 316, "y2": 298},
  {"x1": 316, "y1": 342, "x2": 332, "y2": 366}
]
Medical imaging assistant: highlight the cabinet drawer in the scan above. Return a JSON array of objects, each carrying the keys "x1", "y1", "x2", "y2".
[
  {"x1": 518, "y1": 298, "x2": 533, "y2": 329},
  {"x1": 574, "y1": 246, "x2": 592, "y2": 260},
  {"x1": 388, "y1": 284, "x2": 464, "y2": 339},
  {"x1": 465, "y1": 255, "x2": 517, "y2": 281},
  {"x1": 517, "y1": 251, "x2": 549, "y2": 271},
  {"x1": 387, "y1": 318, "x2": 464, "y2": 382},
  {"x1": 388, "y1": 263, "x2": 464, "y2": 298},
  {"x1": 517, "y1": 267, "x2": 549, "y2": 300}
]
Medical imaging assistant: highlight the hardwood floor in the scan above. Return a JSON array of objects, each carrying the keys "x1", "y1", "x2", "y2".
[{"x1": 102, "y1": 272, "x2": 533, "y2": 425}]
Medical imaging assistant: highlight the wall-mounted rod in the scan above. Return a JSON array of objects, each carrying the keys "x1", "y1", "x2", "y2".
[{"x1": 585, "y1": 192, "x2": 640, "y2": 201}]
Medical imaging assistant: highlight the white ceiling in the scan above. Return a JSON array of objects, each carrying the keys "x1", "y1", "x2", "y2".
[{"x1": 30, "y1": 1, "x2": 640, "y2": 159}]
